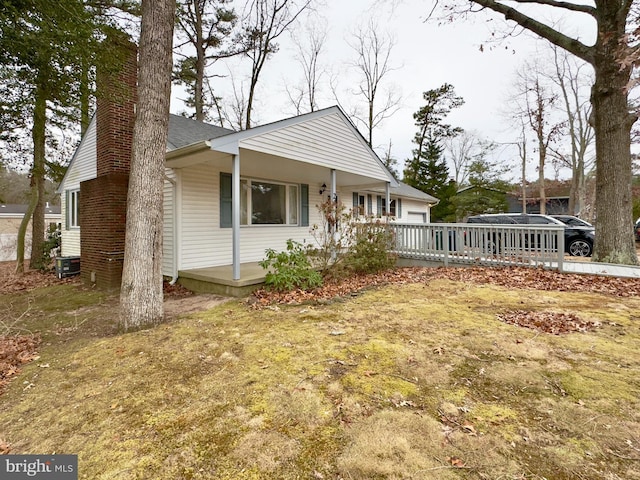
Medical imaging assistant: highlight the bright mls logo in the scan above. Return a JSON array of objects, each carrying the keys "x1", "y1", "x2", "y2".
[{"x1": 2, "y1": 455, "x2": 77, "y2": 479}]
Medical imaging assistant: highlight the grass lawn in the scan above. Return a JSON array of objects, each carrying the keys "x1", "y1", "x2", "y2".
[{"x1": 1, "y1": 267, "x2": 640, "y2": 479}]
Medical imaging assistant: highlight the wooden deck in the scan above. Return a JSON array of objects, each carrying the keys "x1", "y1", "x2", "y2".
[{"x1": 178, "y1": 262, "x2": 266, "y2": 297}]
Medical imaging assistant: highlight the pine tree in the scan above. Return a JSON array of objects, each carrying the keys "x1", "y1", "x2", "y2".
[{"x1": 403, "y1": 84, "x2": 464, "y2": 221}]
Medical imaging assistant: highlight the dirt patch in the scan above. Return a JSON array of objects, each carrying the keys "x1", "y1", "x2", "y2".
[{"x1": 164, "y1": 294, "x2": 230, "y2": 318}]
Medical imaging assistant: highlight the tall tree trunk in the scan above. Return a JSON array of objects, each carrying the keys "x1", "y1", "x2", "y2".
[
  {"x1": 245, "y1": 75, "x2": 257, "y2": 130},
  {"x1": 538, "y1": 141, "x2": 546, "y2": 215},
  {"x1": 577, "y1": 159, "x2": 585, "y2": 216},
  {"x1": 120, "y1": 0, "x2": 176, "y2": 330},
  {"x1": 17, "y1": 82, "x2": 46, "y2": 272},
  {"x1": 80, "y1": 59, "x2": 91, "y2": 135},
  {"x1": 591, "y1": 59, "x2": 637, "y2": 263},
  {"x1": 15, "y1": 176, "x2": 38, "y2": 273},
  {"x1": 521, "y1": 145, "x2": 526, "y2": 214},
  {"x1": 591, "y1": 2, "x2": 637, "y2": 264},
  {"x1": 28, "y1": 167, "x2": 45, "y2": 270},
  {"x1": 194, "y1": 4, "x2": 205, "y2": 121},
  {"x1": 29, "y1": 80, "x2": 47, "y2": 270}
]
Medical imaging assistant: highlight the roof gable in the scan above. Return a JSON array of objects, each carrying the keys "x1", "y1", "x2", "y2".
[{"x1": 209, "y1": 106, "x2": 398, "y2": 186}]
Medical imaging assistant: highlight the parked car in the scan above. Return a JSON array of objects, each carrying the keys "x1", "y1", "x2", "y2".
[
  {"x1": 551, "y1": 215, "x2": 593, "y2": 228},
  {"x1": 635, "y1": 219, "x2": 640, "y2": 242},
  {"x1": 467, "y1": 213, "x2": 595, "y2": 257}
]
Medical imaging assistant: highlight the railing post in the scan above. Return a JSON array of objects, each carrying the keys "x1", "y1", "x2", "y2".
[
  {"x1": 557, "y1": 226, "x2": 564, "y2": 272},
  {"x1": 443, "y1": 225, "x2": 449, "y2": 267}
]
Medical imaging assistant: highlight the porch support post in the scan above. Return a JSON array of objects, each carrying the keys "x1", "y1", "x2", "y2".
[
  {"x1": 330, "y1": 169, "x2": 337, "y2": 201},
  {"x1": 232, "y1": 154, "x2": 240, "y2": 281},
  {"x1": 385, "y1": 182, "x2": 390, "y2": 221}
]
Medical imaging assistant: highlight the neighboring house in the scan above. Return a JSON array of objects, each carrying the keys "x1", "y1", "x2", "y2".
[
  {"x1": 58, "y1": 102, "x2": 437, "y2": 291},
  {"x1": 507, "y1": 182, "x2": 571, "y2": 214},
  {"x1": 0, "y1": 203, "x2": 61, "y2": 262}
]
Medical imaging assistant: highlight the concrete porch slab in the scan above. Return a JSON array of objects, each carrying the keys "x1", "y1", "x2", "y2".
[{"x1": 178, "y1": 262, "x2": 266, "y2": 297}]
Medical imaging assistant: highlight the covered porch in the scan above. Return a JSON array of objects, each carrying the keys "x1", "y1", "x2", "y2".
[{"x1": 164, "y1": 107, "x2": 399, "y2": 286}]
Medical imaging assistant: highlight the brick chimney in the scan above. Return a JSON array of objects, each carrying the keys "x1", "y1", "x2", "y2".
[{"x1": 80, "y1": 40, "x2": 137, "y2": 290}]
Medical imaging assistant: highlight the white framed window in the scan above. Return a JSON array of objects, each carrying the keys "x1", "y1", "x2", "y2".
[
  {"x1": 240, "y1": 179, "x2": 299, "y2": 226},
  {"x1": 387, "y1": 199, "x2": 397, "y2": 217},
  {"x1": 67, "y1": 189, "x2": 80, "y2": 229}
]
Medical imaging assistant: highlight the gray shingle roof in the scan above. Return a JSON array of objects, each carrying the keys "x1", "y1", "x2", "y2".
[
  {"x1": 167, "y1": 114, "x2": 234, "y2": 150},
  {"x1": 392, "y1": 182, "x2": 439, "y2": 203}
]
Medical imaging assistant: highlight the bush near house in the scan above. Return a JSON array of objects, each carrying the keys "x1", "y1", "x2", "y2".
[
  {"x1": 259, "y1": 239, "x2": 323, "y2": 292},
  {"x1": 262, "y1": 200, "x2": 397, "y2": 292}
]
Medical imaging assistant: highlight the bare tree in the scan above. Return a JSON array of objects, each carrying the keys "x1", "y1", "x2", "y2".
[
  {"x1": 241, "y1": 0, "x2": 312, "y2": 129},
  {"x1": 512, "y1": 62, "x2": 564, "y2": 215},
  {"x1": 120, "y1": 0, "x2": 175, "y2": 330},
  {"x1": 347, "y1": 20, "x2": 401, "y2": 148},
  {"x1": 546, "y1": 46, "x2": 595, "y2": 217},
  {"x1": 516, "y1": 122, "x2": 528, "y2": 213},
  {"x1": 284, "y1": 17, "x2": 327, "y2": 115},
  {"x1": 381, "y1": 138, "x2": 399, "y2": 179},
  {"x1": 222, "y1": 69, "x2": 249, "y2": 130},
  {"x1": 174, "y1": 0, "x2": 239, "y2": 122},
  {"x1": 436, "y1": 0, "x2": 638, "y2": 264},
  {"x1": 444, "y1": 130, "x2": 494, "y2": 186}
]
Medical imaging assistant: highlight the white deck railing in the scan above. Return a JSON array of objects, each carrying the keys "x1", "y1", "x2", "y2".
[{"x1": 390, "y1": 223, "x2": 565, "y2": 270}]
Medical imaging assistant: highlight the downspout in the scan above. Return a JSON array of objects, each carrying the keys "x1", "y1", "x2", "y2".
[{"x1": 165, "y1": 172, "x2": 179, "y2": 284}]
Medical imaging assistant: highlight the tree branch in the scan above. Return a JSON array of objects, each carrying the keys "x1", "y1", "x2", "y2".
[
  {"x1": 511, "y1": 0, "x2": 596, "y2": 15},
  {"x1": 471, "y1": 0, "x2": 594, "y2": 64}
]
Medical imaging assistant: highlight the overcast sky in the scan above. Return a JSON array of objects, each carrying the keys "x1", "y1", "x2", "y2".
[{"x1": 170, "y1": 0, "x2": 598, "y2": 182}]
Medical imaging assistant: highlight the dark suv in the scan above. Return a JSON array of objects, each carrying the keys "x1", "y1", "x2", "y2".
[{"x1": 467, "y1": 213, "x2": 595, "y2": 257}]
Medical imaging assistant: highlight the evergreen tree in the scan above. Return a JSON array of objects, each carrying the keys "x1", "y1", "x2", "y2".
[
  {"x1": 0, "y1": 0, "x2": 133, "y2": 271},
  {"x1": 174, "y1": 0, "x2": 239, "y2": 123},
  {"x1": 403, "y1": 84, "x2": 463, "y2": 221},
  {"x1": 453, "y1": 151, "x2": 511, "y2": 219}
]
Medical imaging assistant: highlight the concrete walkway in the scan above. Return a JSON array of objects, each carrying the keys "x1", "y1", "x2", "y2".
[{"x1": 562, "y1": 260, "x2": 640, "y2": 278}]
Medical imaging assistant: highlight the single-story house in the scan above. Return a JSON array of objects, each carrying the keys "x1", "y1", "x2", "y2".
[
  {"x1": 0, "y1": 203, "x2": 61, "y2": 262},
  {"x1": 506, "y1": 181, "x2": 572, "y2": 214},
  {"x1": 58, "y1": 106, "x2": 437, "y2": 293},
  {"x1": 57, "y1": 51, "x2": 437, "y2": 293}
]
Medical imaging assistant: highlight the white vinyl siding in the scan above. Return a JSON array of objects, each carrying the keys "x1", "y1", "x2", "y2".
[
  {"x1": 162, "y1": 168, "x2": 177, "y2": 277},
  {"x1": 239, "y1": 112, "x2": 390, "y2": 181},
  {"x1": 399, "y1": 199, "x2": 431, "y2": 223},
  {"x1": 346, "y1": 194, "x2": 431, "y2": 224},
  {"x1": 179, "y1": 163, "x2": 324, "y2": 270},
  {"x1": 59, "y1": 117, "x2": 98, "y2": 257}
]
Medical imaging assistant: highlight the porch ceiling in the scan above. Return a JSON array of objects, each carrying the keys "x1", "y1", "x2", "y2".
[{"x1": 166, "y1": 146, "x2": 391, "y2": 189}]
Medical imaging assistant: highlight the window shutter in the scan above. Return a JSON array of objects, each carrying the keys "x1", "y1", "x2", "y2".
[
  {"x1": 376, "y1": 195, "x2": 382, "y2": 217},
  {"x1": 398, "y1": 198, "x2": 402, "y2": 218},
  {"x1": 300, "y1": 184, "x2": 309, "y2": 226},
  {"x1": 220, "y1": 172, "x2": 232, "y2": 228},
  {"x1": 367, "y1": 194, "x2": 372, "y2": 215},
  {"x1": 352, "y1": 192, "x2": 359, "y2": 217}
]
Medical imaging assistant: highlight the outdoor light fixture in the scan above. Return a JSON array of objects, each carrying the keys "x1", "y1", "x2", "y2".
[{"x1": 319, "y1": 183, "x2": 327, "y2": 195}]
